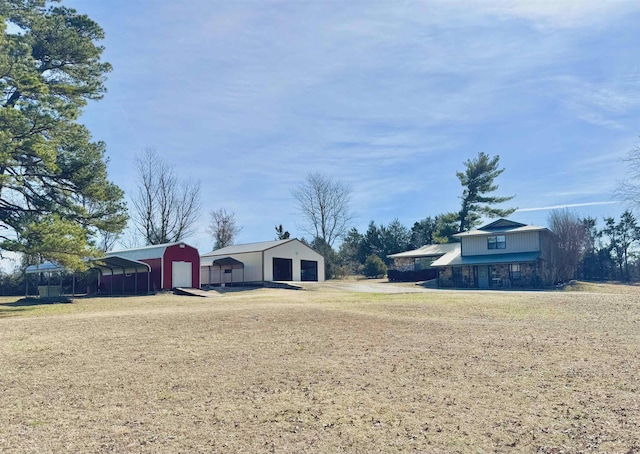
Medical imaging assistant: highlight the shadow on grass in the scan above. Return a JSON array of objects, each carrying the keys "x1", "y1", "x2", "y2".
[{"x1": 0, "y1": 297, "x2": 73, "y2": 307}]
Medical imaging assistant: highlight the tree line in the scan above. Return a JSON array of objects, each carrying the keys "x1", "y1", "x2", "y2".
[
  {"x1": 291, "y1": 152, "x2": 516, "y2": 278},
  {"x1": 550, "y1": 209, "x2": 640, "y2": 283},
  {"x1": 1, "y1": 1, "x2": 638, "y2": 287}
]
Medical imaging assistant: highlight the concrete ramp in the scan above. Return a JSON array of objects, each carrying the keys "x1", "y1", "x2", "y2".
[{"x1": 174, "y1": 288, "x2": 221, "y2": 297}]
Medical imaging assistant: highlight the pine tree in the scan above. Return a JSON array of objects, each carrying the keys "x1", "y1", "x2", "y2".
[
  {"x1": 0, "y1": 1, "x2": 127, "y2": 269},
  {"x1": 456, "y1": 152, "x2": 515, "y2": 232}
]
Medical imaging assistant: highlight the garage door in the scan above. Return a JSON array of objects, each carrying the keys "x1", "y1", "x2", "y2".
[
  {"x1": 172, "y1": 261, "x2": 192, "y2": 288},
  {"x1": 301, "y1": 260, "x2": 318, "y2": 281},
  {"x1": 273, "y1": 258, "x2": 292, "y2": 281}
]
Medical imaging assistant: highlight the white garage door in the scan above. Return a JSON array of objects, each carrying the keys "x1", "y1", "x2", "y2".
[{"x1": 172, "y1": 261, "x2": 192, "y2": 288}]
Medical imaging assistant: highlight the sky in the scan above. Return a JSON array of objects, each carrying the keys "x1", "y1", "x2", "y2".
[{"x1": 65, "y1": 0, "x2": 639, "y2": 253}]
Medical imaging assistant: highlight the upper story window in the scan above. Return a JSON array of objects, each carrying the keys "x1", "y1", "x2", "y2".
[{"x1": 487, "y1": 235, "x2": 506, "y2": 249}]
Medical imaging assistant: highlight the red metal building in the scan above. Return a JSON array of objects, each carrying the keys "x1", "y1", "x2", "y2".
[{"x1": 100, "y1": 242, "x2": 200, "y2": 293}]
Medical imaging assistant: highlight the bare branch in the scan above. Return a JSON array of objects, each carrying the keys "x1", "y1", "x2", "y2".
[
  {"x1": 207, "y1": 209, "x2": 241, "y2": 250},
  {"x1": 130, "y1": 148, "x2": 201, "y2": 245},
  {"x1": 292, "y1": 173, "x2": 355, "y2": 247}
]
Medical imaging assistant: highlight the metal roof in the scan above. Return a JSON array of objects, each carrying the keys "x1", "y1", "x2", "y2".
[
  {"x1": 479, "y1": 219, "x2": 527, "y2": 231},
  {"x1": 90, "y1": 255, "x2": 151, "y2": 275},
  {"x1": 25, "y1": 256, "x2": 151, "y2": 276},
  {"x1": 431, "y1": 251, "x2": 541, "y2": 267},
  {"x1": 454, "y1": 225, "x2": 548, "y2": 238},
  {"x1": 387, "y1": 242, "x2": 459, "y2": 259},
  {"x1": 25, "y1": 262, "x2": 68, "y2": 274},
  {"x1": 107, "y1": 242, "x2": 190, "y2": 260},
  {"x1": 211, "y1": 257, "x2": 244, "y2": 268},
  {"x1": 201, "y1": 239, "x2": 294, "y2": 257}
]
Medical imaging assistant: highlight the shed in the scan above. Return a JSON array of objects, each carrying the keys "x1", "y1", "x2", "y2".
[
  {"x1": 201, "y1": 239, "x2": 325, "y2": 286},
  {"x1": 102, "y1": 242, "x2": 200, "y2": 292}
]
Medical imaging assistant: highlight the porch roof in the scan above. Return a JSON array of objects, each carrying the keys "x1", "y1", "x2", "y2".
[
  {"x1": 387, "y1": 242, "x2": 459, "y2": 259},
  {"x1": 431, "y1": 251, "x2": 541, "y2": 267}
]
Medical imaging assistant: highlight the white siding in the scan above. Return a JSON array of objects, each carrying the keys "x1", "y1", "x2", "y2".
[
  {"x1": 200, "y1": 267, "x2": 209, "y2": 285},
  {"x1": 199, "y1": 239, "x2": 326, "y2": 285},
  {"x1": 264, "y1": 241, "x2": 325, "y2": 282},
  {"x1": 200, "y1": 251, "x2": 263, "y2": 284},
  {"x1": 462, "y1": 231, "x2": 541, "y2": 256}
]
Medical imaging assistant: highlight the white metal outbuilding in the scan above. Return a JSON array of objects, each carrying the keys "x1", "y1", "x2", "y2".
[{"x1": 200, "y1": 239, "x2": 325, "y2": 286}]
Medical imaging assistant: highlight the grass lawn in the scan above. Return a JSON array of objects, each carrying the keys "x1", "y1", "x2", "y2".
[{"x1": 0, "y1": 284, "x2": 639, "y2": 453}]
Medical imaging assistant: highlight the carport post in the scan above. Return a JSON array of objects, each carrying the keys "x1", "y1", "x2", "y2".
[{"x1": 134, "y1": 267, "x2": 138, "y2": 295}]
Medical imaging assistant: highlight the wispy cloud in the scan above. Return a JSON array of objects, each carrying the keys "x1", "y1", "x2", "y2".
[
  {"x1": 517, "y1": 201, "x2": 621, "y2": 212},
  {"x1": 68, "y1": 0, "x2": 640, "y2": 243}
]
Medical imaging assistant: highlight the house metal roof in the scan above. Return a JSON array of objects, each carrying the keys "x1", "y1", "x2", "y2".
[
  {"x1": 453, "y1": 225, "x2": 548, "y2": 238},
  {"x1": 480, "y1": 219, "x2": 527, "y2": 230},
  {"x1": 201, "y1": 239, "x2": 293, "y2": 257},
  {"x1": 431, "y1": 251, "x2": 541, "y2": 267},
  {"x1": 387, "y1": 242, "x2": 460, "y2": 259}
]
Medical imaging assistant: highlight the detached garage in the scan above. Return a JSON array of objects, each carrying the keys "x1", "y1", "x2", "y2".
[
  {"x1": 201, "y1": 239, "x2": 325, "y2": 286},
  {"x1": 101, "y1": 242, "x2": 200, "y2": 292}
]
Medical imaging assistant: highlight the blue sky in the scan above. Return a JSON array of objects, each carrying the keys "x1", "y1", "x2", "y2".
[{"x1": 67, "y1": 0, "x2": 639, "y2": 252}]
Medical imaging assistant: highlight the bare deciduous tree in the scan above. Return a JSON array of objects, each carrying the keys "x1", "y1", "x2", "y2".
[
  {"x1": 548, "y1": 209, "x2": 590, "y2": 282},
  {"x1": 207, "y1": 209, "x2": 241, "y2": 250},
  {"x1": 616, "y1": 143, "x2": 640, "y2": 210},
  {"x1": 131, "y1": 148, "x2": 201, "y2": 245},
  {"x1": 292, "y1": 173, "x2": 355, "y2": 248}
]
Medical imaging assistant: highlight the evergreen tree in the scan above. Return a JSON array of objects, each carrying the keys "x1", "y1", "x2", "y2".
[
  {"x1": 363, "y1": 254, "x2": 387, "y2": 278},
  {"x1": 379, "y1": 219, "x2": 411, "y2": 265},
  {"x1": 0, "y1": 1, "x2": 126, "y2": 269},
  {"x1": 337, "y1": 228, "x2": 364, "y2": 273},
  {"x1": 602, "y1": 210, "x2": 640, "y2": 280},
  {"x1": 275, "y1": 225, "x2": 290, "y2": 240},
  {"x1": 456, "y1": 152, "x2": 515, "y2": 232}
]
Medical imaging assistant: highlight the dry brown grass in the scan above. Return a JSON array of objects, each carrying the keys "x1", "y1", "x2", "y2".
[{"x1": 1, "y1": 284, "x2": 639, "y2": 453}]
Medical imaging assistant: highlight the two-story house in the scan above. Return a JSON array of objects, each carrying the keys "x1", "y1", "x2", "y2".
[{"x1": 431, "y1": 219, "x2": 556, "y2": 289}]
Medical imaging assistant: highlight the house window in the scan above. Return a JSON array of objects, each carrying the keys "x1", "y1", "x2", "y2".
[
  {"x1": 414, "y1": 257, "x2": 433, "y2": 270},
  {"x1": 510, "y1": 263, "x2": 521, "y2": 280},
  {"x1": 488, "y1": 235, "x2": 506, "y2": 249}
]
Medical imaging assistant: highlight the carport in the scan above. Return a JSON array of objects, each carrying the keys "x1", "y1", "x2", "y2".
[
  {"x1": 25, "y1": 262, "x2": 68, "y2": 297},
  {"x1": 90, "y1": 255, "x2": 152, "y2": 295},
  {"x1": 25, "y1": 256, "x2": 152, "y2": 297},
  {"x1": 210, "y1": 257, "x2": 244, "y2": 286}
]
